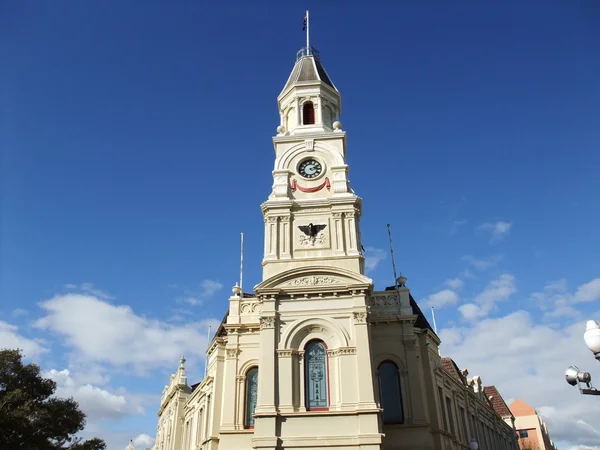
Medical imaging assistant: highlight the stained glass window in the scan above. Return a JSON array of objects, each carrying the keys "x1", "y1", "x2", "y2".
[
  {"x1": 305, "y1": 340, "x2": 328, "y2": 409},
  {"x1": 245, "y1": 367, "x2": 258, "y2": 427},
  {"x1": 378, "y1": 361, "x2": 404, "y2": 424}
]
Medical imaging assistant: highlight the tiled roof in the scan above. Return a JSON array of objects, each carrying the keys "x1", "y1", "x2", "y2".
[
  {"x1": 440, "y1": 357, "x2": 467, "y2": 386},
  {"x1": 483, "y1": 385, "x2": 512, "y2": 418}
]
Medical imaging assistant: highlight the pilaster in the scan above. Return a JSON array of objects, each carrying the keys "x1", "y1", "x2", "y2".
[
  {"x1": 277, "y1": 349, "x2": 294, "y2": 413},
  {"x1": 404, "y1": 336, "x2": 429, "y2": 424},
  {"x1": 332, "y1": 211, "x2": 345, "y2": 255},
  {"x1": 353, "y1": 311, "x2": 378, "y2": 409},
  {"x1": 264, "y1": 216, "x2": 279, "y2": 261},
  {"x1": 279, "y1": 215, "x2": 292, "y2": 259},
  {"x1": 345, "y1": 211, "x2": 360, "y2": 256},
  {"x1": 220, "y1": 346, "x2": 239, "y2": 431}
]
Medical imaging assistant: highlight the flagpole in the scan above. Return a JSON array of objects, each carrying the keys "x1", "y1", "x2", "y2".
[
  {"x1": 306, "y1": 10, "x2": 310, "y2": 51},
  {"x1": 239, "y1": 232, "x2": 244, "y2": 295}
]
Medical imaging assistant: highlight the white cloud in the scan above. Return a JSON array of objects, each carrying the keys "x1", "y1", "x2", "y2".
[
  {"x1": 182, "y1": 296, "x2": 202, "y2": 306},
  {"x1": 439, "y1": 310, "x2": 600, "y2": 448},
  {"x1": 424, "y1": 289, "x2": 459, "y2": 309},
  {"x1": 0, "y1": 320, "x2": 47, "y2": 358},
  {"x1": 132, "y1": 433, "x2": 155, "y2": 448},
  {"x1": 472, "y1": 273, "x2": 516, "y2": 305},
  {"x1": 457, "y1": 303, "x2": 484, "y2": 321},
  {"x1": 573, "y1": 279, "x2": 600, "y2": 303},
  {"x1": 445, "y1": 277, "x2": 465, "y2": 290},
  {"x1": 34, "y1": 293, "x2": 220, "y2": 373},
  {"x1": 175, "y1": 279, "x2": 224, "y2": 307},
  {"x1": 458, "y1": 273, "x2": 516, "y2": 321},
  {"x1": 477, "y1": 221, "x2": 512, "y2": 243},
  {"x1": 66, "y1": 282, "x2": 114, "y2": 300},
  {"x1": 200, "y1": 279, "x2": 223, "y2": 297},
  {"x1": 461, "y1": 254, "x2": 502, "y2": 271},
  {"x1": 364, "y1": 247, "x2": 387, "y2": 273},
  {"x1": 44, "y1": 368, "x2": 143, "y2": 422},
  {"x1": 532, "y1": 278, "x2": 600, "y2": 320}
]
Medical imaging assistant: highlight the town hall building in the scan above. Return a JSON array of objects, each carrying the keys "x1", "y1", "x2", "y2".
[{"x1": 151, "y1": 36, "x2": 519, "y2": 450}]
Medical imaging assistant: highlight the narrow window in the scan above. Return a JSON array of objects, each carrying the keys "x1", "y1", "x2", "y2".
[
  {"x1": 378, "y1": 361, "x2": 404, "y2": 424},
  {"x1": 305, "y1": 340, "x2": 328, "y2": 409},
  {"x1": 303, "y1": 101, "x2": 315, "y2": 125},
  {"x1": 197, "y1": 408, "x2": 204, "y2": 442},
  {"x1": 459, "y1": 406, "x2": 468, "y2": 440},
  {"x1": 519, "y1": 429, "x2": 529, "y2": 438},
  {"x1": 244, "y1": 367, "x2": 258, "y2": 427},
  {"x1": 446, "y1": 397, "x2": 455, "y2": 435},
  {"x1": 438, "y1": 387, "x2": 449, "y2": 431}
]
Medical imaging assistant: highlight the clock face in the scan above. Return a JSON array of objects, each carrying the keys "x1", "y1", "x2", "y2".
[{"x1": 298, "y1": 159, "x2": 323, "y2": 179}]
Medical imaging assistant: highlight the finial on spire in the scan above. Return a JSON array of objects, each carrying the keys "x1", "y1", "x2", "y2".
[{"x1": 179, "y1": 355, "x2": 186, "y2": 368}]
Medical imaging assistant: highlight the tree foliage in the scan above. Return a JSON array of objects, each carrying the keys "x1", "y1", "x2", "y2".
[{"x1": 0, "y1": 349, "x2": 106, "y2": 450}]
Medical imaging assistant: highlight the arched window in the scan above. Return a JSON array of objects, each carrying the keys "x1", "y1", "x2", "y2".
[
  {"x1": 244, "y1": 367, "x2": 258, "y2": 428},
  {"x1": 305, "y1": 340, "x2": 329, "y2": 410},
  {"x1": 378, "y1": 361, "x2": 404, "y2": 424},
  {"x1": 303, "y1": 101, "x2": 315, "y2": 125},
  {"x1": 323, "y1": 105, "x2": 333, "y2": 128}
]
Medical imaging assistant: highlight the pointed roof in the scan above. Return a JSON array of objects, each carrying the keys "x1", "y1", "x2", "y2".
[
  {"x1": 440, "y1": 357, "x2": 468, "y2": 386},
  {"x1": 280, "y1": 47, "x2": 337, "y2": 96},
  {"x1": 483, "y1": 385, "x2": 513, "y2": 418},
  {"x1": 509, "y1": 398, "x2": 537, "y2": 417}
]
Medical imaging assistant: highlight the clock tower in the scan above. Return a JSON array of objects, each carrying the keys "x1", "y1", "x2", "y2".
[{"x1": 261, "y1": 46, "x2": 365, "y2": 281}]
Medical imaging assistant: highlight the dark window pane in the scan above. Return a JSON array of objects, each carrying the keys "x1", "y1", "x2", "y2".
[{"x1": 378, "y1": 362, "x2": 404, "y2": 424}]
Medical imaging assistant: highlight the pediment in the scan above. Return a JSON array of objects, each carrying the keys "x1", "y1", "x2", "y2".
[{"x1": 255, "y1": 266, "x2": 372, "y2": 294}]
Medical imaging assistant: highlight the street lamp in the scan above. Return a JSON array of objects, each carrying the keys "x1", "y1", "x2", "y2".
[
  {"x1": 468, "y1": 439, "x2": 479, "y2": 450},
  {"x1": 584, "y1": 320, "x2": 600, "y2": 360},
  {"x1": 565, "y1": 320, "x2": 600, "y2": 396}
]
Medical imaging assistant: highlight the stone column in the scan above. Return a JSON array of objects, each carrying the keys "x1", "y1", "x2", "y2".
[
  {"x1": 279, "y1": 215, "x2": 291, "y2": 259},
  {"x1": 235, "y1": 375, "x2": 245, "y2": 429},
  {"x1": 337, "y1": 348, "x2": 358, "y2": 410},
  {"x1": 297, "y1": 351, "x2": 306, "y2": 411},
  {"x1": 277, "y1": 350, "x2": 294, "y2": 413},
  {"x1": 404, "y1": 336, "x2": 428, "y2": 424},
  {"x1": 264, "y1": 217, "x2": 278, "y2": 261},
  {"x1": 220, "y1": 348, "x2": 239, "y2": 431},
  {"x1": 332, "y1": 212, "x2": 345, "y2": 255},
  {"x1": 345, "y1": 211, "x2": 360, "y2": 256},
  {"x1": 353, "y1": 311, "x2": 377, "y2": 409},
  {"x1": 252, "y1": 301, "x2": 278, "y2": 450},
  {"x1": 255, "y1": 314, "x2": 277, "y2": 414}
]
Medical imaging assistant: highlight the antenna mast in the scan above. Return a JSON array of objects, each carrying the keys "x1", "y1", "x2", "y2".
[
  {"x1": 239, "y1": 232, "x2": 244, "y2": 295},
  {"x1": 387, "y1": 224, "x2": 399, "y2": 287}
]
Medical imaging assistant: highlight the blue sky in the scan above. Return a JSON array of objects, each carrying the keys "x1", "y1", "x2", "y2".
[{"x1": 2, "y1": 1, "x2": 600, "y2": 449}]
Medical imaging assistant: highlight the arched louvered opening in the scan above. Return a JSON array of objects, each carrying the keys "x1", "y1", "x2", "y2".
[{"x1": 303, "y1": 101, "x2": 315, "y2": 125}]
